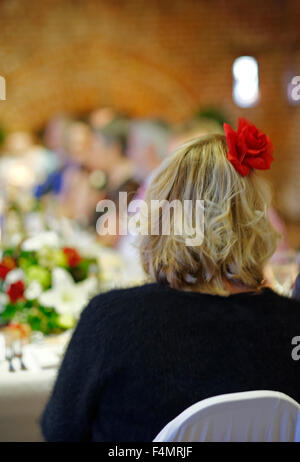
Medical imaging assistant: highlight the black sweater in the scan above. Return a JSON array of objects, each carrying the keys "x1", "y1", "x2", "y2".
[{"x1": 41, "y1": 283, "x2": 300, "y2": 442}]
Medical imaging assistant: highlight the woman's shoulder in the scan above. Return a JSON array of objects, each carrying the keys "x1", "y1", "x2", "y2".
[
  {"x1": 82, "y1": 282, "x2": 166, "y2": 319},
  {"x1": 254, "y1": 287, "x2": 300, "y2": 320},
  {"x1": 81, "y1": 283, "x2": 300, "y2": 324},
  {"x1": 93, "y1": 282, "x2": 163, "y2": 303},
  {"x1": 270, "y1": 288, "x2": 300, "y2": 308},
  {"x1": 76, "y1": 283, "x2": 169, "y2": 342}
]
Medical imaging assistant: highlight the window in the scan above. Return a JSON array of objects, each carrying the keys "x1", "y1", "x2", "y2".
[{"x1": 232, "y1": 56, "x2": 259, "y2": 108}]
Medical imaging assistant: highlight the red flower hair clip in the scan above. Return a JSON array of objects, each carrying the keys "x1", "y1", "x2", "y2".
[{"x1": 223, "y1": 118, "x2": 274, "y2": 176}]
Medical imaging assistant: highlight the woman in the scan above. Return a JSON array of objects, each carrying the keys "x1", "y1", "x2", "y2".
[{"x1": 41, "y1": 119, "x2": 300, "y2": 442}]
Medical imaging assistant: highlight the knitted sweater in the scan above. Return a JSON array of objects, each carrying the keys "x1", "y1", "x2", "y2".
[{"x1": 41, "y1": 283, "x2": 300, "y2": 442}]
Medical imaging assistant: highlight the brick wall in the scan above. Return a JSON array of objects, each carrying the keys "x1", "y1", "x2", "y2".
[{"x1": 0, "y1": 0, "x2": 299, "y2": 225}]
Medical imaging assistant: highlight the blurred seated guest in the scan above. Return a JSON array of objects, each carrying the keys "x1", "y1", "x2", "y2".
[
  {"x1": 127, "y1": 118, "x2": 170, "y2": 184},
  {"x1": 0, "y1": 131, "x2": 58, "y2": 192},
  {"x1": 267, "y1": 207, "x2": 290, "y2": 254},
  {"x1": 98, "y1": 176, "x2": 140, "y2": 248},
  {"x1": 41, "y1": 120, "x2": 300, "y2": 442},
  {"x1": 90, "y1": 115, "x2": 134, "y2": 192},
  {"x1": 117, "y1": 119, "x2": 170, "y2": 270},
  {"x1": 59, "y1": 120, "x2": 107, "y2": 226},
  {"x1": 91, "y1": 116, "x2": 139, "y2": 245},
  {"x1": 65, "y1": 120, "x2": 93, "y2": 167},
  {"x1": 43, "y1": 114, "x2": 72, "y2": 159},
  {"x1": 0, "y1": 131, "x2": 59, "y2": 234},
  {"x1": 33, "y1": 115, "x2": 74, "y2": 210},
  {"x1": 89, "y1": 106, "x2": 117, "y2": 130}
]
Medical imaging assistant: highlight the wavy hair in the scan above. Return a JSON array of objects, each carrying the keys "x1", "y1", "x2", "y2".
[{"x1": 139, "y1": 134, "x2": 279, "y2": 295}]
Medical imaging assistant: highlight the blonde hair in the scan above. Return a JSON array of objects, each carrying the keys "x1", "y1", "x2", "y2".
[{"x1": 139, "y1": 134, "x2": 279, "y2": 296}]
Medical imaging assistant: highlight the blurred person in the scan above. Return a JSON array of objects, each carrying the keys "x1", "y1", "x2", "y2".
[
  {"x1": 60, "y1": 120, "x2": 104, "y2": 225},
  {"x1": 43, "y1": 114, "x2": 72, "y2": 156},
  {"x1": 126, "y1": 118, "x2": 170, "y2": 184},
  {"x1": 35, "y1": 118, "x2": 105, "y2": 226},
  {"x1": 268, "y1": 208, "x2": 290, "y2": 253},
  {"x1": 0, "y1": 131, "x2": 60, "y2": 240},
  {"x1": 89, "y1": 107, "x2": 117, "y2": 130},
  {"x1": 64, "y1": 120, "x2": 93, "y2": 166},
  {"x1": 90, "y1": 116, "x2": 133, "y2": 191},
  {"x1": 0, "y1": 131, "x2": 58, "y2": 189},
  {"x1": 34, "y1": 115, "x2": 73, "y2": 200},
  {"x1": 90, "y1": 116, "x2": 139, "y2": 239},
  {"x1": 117, "y1": 119, "x2": 170, "y2": 272},
  {"x1": 41, "y1": 119, "x2": 300, "y2": 442}
]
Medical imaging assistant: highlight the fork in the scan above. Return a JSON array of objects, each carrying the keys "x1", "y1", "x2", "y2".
[
  {"x1": 14, "y1": 341, "x2": 27, "y2": 371},
  {"x1": 5, "y1": 345, "x2": 15, "y2": 372}
]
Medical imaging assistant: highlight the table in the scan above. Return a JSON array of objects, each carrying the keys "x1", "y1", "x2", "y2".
[
  {"x1": 0, "y1": 369, "x2": 57, "y2": 442},
  {"x1": 0, "y1": 336, "x2": 68, "y2": 442}
]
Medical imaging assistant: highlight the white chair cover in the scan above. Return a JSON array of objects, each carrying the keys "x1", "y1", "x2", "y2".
[{"x1": 153, "y1": 390, "x2": 300, "y2": 442}]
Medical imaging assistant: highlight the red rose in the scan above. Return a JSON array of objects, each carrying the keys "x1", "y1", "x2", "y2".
[
  {"x1": 7, "y1": 280, "x2": 25, "y2": 303},
  {"x1": 63, "y1": 247, "x2": 81, "y2": 267},
  {"x1": 0, "y1": 263, "x2": 11, "y2": 280},
  {"x1": 0, "y1": 256, "x2": 16, "y2": 280},
  {"x1": 223, "y1": 118, "x2": 274, "y2": 176}
]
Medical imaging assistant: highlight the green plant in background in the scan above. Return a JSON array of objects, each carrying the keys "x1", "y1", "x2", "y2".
[{"x1": 194, "y1": 107, "x2": 229, "y2": 129}]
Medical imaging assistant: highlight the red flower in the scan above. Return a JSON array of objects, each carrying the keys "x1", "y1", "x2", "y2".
[
  {"x1": 0, "y1": 256, "x2": 16, "y2": 280},
  {"x1": 63, "y1": 247, "x2": 81, "y2": 267},
  {"x1": 0, "y1": 263, "x2": 11, "y2": 280},
  {"x1": 223, "y1": 118, "x2": 274, "y2": 176},
  {"x1": 7, "y1": 280, "x2": 25, "y2": 303}
]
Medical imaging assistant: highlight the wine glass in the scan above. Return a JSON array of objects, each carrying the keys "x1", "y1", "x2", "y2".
[{"x1": 267, "y1": 250, "x2": 299, "y2": 296}]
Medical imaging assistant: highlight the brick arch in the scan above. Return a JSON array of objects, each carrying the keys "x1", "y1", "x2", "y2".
[{"x1": 1, "y1": 43, "x2": 198, "y2": 131}]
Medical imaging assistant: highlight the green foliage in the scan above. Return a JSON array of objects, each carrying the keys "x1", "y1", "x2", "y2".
[
  {"x1": 1, "y1": 299, "x2": 66, "y2": 335},
  {"x1": 0, "y1": 245, "x2": 99, "y2": 334}
]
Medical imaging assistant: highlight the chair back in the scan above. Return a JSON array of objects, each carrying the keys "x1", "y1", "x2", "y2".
[{"x1": 153, "y1": 390, "x2": 300, "y2": 442}]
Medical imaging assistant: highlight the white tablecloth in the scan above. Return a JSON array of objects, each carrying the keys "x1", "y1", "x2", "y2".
[
  {"x1": 0, "y1": 337, "x2": 68, "y2": 442},
  {"x1": 0, "y1": 369, "x2": 57, "y2": 442}
]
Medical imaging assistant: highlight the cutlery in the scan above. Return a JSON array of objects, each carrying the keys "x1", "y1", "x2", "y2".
[{"x1": 5, "y1": 345, "x2": 15, "y2": 372}]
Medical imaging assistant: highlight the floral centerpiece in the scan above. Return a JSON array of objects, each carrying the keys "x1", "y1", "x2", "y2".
[{"x1": 0, "y1": 235, "x2": 100, "y2": 334}]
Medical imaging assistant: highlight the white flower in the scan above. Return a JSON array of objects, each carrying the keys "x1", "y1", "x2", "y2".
[
  {"x1": 38, "y1": 268, "x2": 98, "y2": 317},
  {"x1": 5, "y1": 268, "x2": 25, "y2": 287},
  {"x1": 0, "y1": 293, "x2": 8, "y2": 313},
  {"x1": 24, "y1": 281, "x2": 43, "y2": 300},
  {"x1": 21, "y1": 231, "x2": 60, "y2": 251}
]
